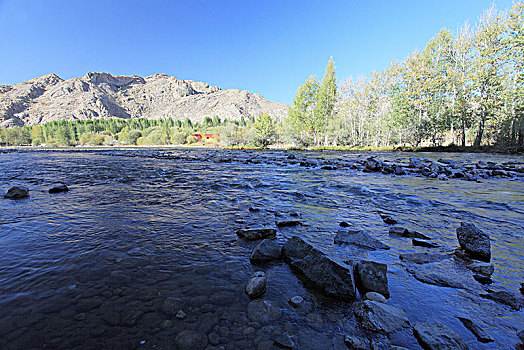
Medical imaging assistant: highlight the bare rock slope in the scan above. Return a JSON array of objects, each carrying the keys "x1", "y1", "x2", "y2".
[{"x1": 0, "y1": 72, "x2": 288, "y2": 127}]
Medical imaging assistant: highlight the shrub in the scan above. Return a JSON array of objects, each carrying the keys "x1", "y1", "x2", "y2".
[{"x1": 186, "y1": 135, "x2": 198, "y2": 144}]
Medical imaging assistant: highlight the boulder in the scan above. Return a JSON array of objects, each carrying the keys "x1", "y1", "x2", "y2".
[
  {"x1": 245, "y1": 272, "x2": 267, "y2": 299},
  {"x1": 413, "y1": 322, "x2": 468, "y2": 350},
  {"x1": 237, "y1": 227, "x2": 276, "y2": 240},
  {"x1": 48, "y1": 183, "x2": 69, "y2": 193},
  {"x1": 456, "y1": 222, "x2": 491, "y2": 262},
  {"x1": 4, "y1": 186, "x2": 29, "y2": 199},
  {"x1": 354, "y1": 300, "x2": 410, "y2": 334},
  {"x1": 389, "y1": 226, "x2": 431, "y2": 240},
  {"x1": 175, "y1": 330, "x2": 208, "y2": 350},
  {"x1": 334, "y1": 230, "x2": 389, "y2": 250},
  {"x1": 354, "y1": 260, "x2": 390, "y2": 298},
  {"x1": 250, "y1": 239, "x2": 282, "y2": 263},
  {"x1": 457, "y1": 317, "x2": 494, "y2": 343},
  {"x1": 520, "y1": 282, "x2": 524, "y2": 295},
  {"x1": 283, "y1": 236, "x2": 356, "y2": 300}
]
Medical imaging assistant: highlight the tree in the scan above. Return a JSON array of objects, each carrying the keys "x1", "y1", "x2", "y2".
[
  {"x1": 285, "y1": 75, "x2": 319, "y2": 146},
  {"x1": 313, "y1": 57, "x2": 337, "y2": 145},
  {"x1": 253, "y1": 112, "x2": 277, "y2": 147},
  {"x1": 470, "y1": 5, "x2": 507, "y2": 147}
]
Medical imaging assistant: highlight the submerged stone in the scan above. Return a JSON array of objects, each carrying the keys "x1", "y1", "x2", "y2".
[
  {"x1": 245, "y1": 272, "x2": 267, "y2": 299},
  {"x1": 175, "y1": 330, "x2": 208, "y2": 350},
  {"x1": 250, "y1": 239, "x2": 282, "y2": 263}
]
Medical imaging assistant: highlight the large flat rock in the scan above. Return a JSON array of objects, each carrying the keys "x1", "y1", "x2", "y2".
[
  {"x1": 283, "y1": 236, "x2": 356, "y2": 300},
  {"x1": 354, "y1": 300, "x2": 410, "y2": 334},
  {"x1": 413, "y1": 322, "x2": 468, "y2": 350},
  {"x1": 334, "y1": 230, "x2": 389, "y2": 250}
]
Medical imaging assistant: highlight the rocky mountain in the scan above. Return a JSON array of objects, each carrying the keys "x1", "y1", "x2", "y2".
[{"x1": 0, "y1": 72, "x2": 288, "y2": 127}]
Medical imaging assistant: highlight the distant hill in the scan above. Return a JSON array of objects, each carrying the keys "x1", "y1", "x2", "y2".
[{"x1": 0, "y1": 72, "x2": 288, "y2": 127}]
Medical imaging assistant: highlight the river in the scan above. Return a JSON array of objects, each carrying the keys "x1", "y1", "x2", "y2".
[{"x1": 0, "y1": 148, "x2": 523, "y2": 349}]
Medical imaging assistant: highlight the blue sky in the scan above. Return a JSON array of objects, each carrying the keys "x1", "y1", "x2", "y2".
[{"x1": 0, "y1": 0, "x2": 515, "y2": 105}]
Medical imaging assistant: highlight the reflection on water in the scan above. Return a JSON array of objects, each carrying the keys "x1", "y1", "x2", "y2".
[{"x1": 0, "y1": 149, "x2": 523, "y2": 349}]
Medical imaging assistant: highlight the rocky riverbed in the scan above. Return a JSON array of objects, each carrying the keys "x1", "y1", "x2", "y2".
[{"x1": 0, "y1": 148, "x2": 523, "y2": 349}]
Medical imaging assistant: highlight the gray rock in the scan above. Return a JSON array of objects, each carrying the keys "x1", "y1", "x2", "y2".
[
  {"x1": 380, "y1": 213, "x2": 397, "y2": 225},
  {"x1": 4, "y1": 186, "x2": 29, "y2": 199},
  {"x1": 343, "y1": 335, "x2": 369, "y2": 349},
  {"x1": 399, "y1": 252, "x2": 449, "y2": 264},
  {"x1": 354, "y1": 300, "x2": 410, "y2": 334},
  {"x1": 245, "y1": 272, "x2": 267, "y2": 299},
  {"x1": 365, "y1": 292, "x2": 386, "y2": 303},
  {"x1": 456, "y1": 222, "x2": 491, "y2": 262},
  {"x1": 176, "y1": 310, "x2": 186, "y2": 319},
  {"x1": 334, "y1": 230, "x2": 389, "y2": 250},
  {"x1": 0, "y1": 72, "x2": 288, "y2": 127},
  {"x1": 250, "y1": 239, "x2": 282, "y2": 263},
  {"x1": 289, "y1": 296, "x2": 304, "y2": 308},
  {"x1": 412, "y1": 238, "x2": 439, "y2": 248},
  {"x1": 274, "y1": 333, "x2": 295, "y2": 349},
  {"x1": 389, "y1": 226, "x2": 431, "y2": 240},
  {"x1": 48, "y1": 183, "x2": 69, "y2": 193},
  {"x1": 406, "y1": 266, "x2": 466, "y2": 289},
  {"x1": 247, "y1": 300, "x2": 282, "y2": 324},
  {"x1": 413, "y1": 322, "x2": 468, "y2": 350},
  {"x1": 457, "y1": 317, "x2": 494, "y2": 343},
  {"x1": 354, "y1": 260, "x2": 390, "y2": 299},
  {"x1": 518, "y1": 329, "x2": 524, "y2": 343},
  {"x1": 175, "y1": 330, "x2": 208, "y2": 350},
  {"x1": 479, "y1": 290, "x2": 520, "y2": 310},
  {"x1": 275, "y1": 220, "x2": 301, "y2": 227},
  {"x1": 283, "y1": 236, "x2": 356, "y2": 300},
  {"x1": 237, "y1": 227, "x2": 276, "y2": 240},
  {"x1": 467, "y1": 261, "x2": 494, "y2": 277}
]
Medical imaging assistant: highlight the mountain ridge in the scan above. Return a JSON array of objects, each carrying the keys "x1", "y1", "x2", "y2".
[{"x1": 0, "y1": 72, "x2": 288, "y2": 127}]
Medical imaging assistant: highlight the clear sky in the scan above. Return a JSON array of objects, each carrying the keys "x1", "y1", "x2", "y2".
[{"x1": 0, "y1": 0, "x2": 516, "y2": 105}]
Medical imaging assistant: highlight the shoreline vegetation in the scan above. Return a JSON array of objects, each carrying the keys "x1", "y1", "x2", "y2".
[{"x1": 1, "y1": 2, "x2": 523, "y2": 154}]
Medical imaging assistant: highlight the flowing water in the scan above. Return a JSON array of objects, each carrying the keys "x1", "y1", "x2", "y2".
[{"x1": 0, "y1": 148, "x2": 523, "y2": 349}]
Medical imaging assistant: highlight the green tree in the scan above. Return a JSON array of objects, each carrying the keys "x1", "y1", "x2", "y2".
[
  {"x1": 313, "y1": 57, "x2": 337, "y2": 145},
  {"x1": 252, "y1": 112, "x2": 277, "y2": 147}
]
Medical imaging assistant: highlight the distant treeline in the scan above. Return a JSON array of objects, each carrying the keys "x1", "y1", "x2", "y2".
[{"x1": 0, "y1": 114, "x2": 274, "y2": 147}]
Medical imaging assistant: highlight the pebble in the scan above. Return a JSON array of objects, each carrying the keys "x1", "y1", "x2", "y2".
[
  {"x1": 176, "y1": 310, "x2": 186, "y2": 319},
  {"x1": 288, "y1": 296, "x2": 304, "y2": 308},
  {"x1": 365, "y1": 292, "x2": 386, "y2": 303}
]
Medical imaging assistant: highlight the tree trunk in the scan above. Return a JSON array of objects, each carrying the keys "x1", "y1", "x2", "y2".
[{"x1": 473, "y1": 111, "x2": 484, "y2": 148}]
